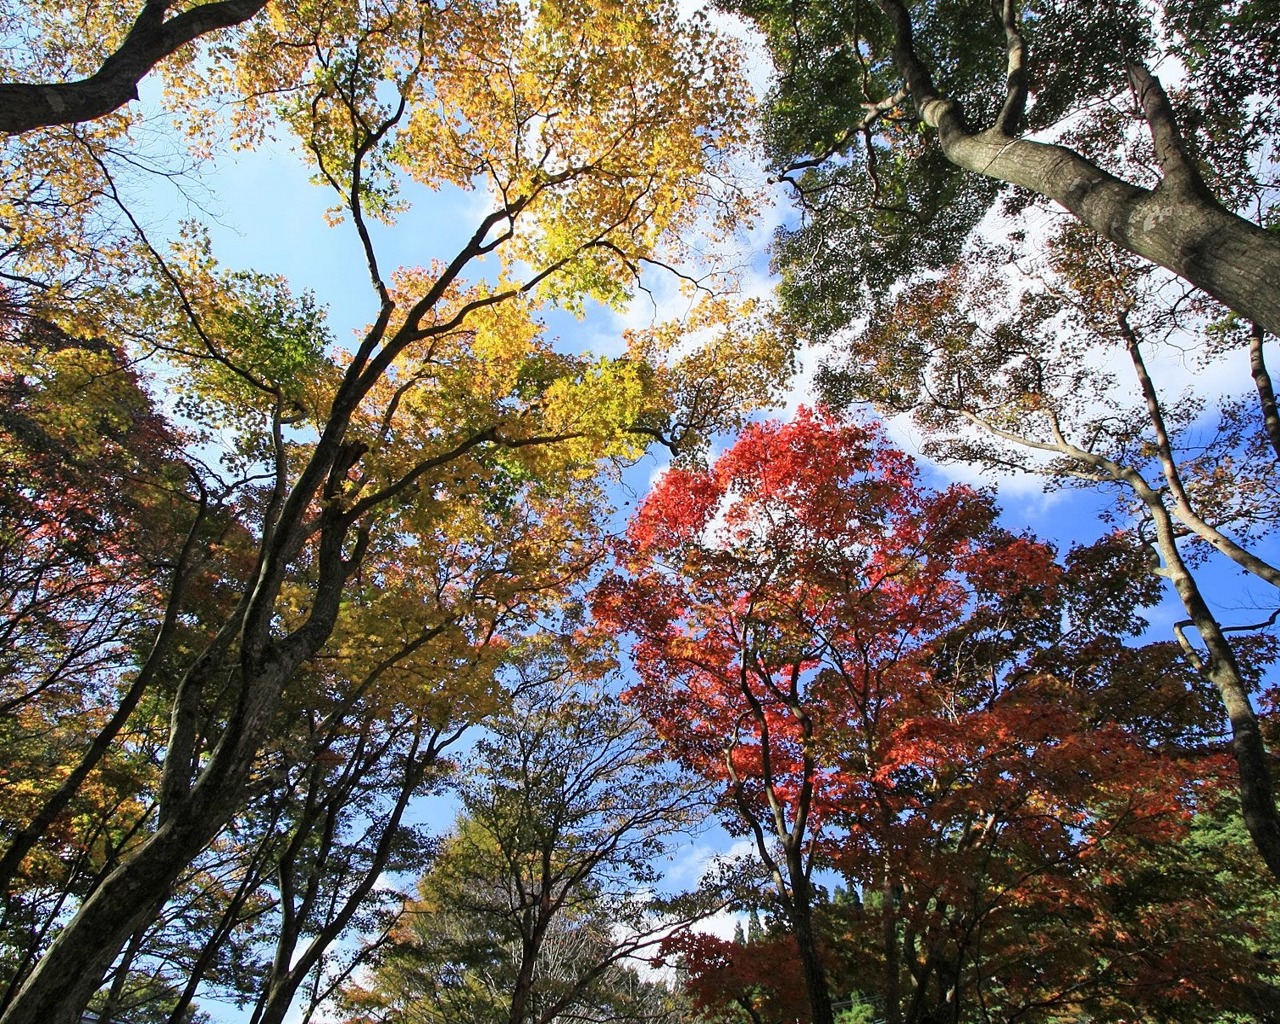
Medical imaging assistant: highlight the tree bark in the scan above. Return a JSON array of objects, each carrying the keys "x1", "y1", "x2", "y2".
[
  {"x1": 0, "y1": 0, "x2": 269, "y2": 135},
  {"x1": 875, "y1": 0, "x2": 1280, "y2": 337},
  {"x1": 1249, "y1": 324, "x2": 1280, "y2": 461},
  {"x1": 956, "y1": 406, "x2": 1280, "y2": 881},
  {"x1": 930, "y1": 124, "x2": 1280, "y2": 338},
  {"x1": 788, "y1": 867, "x2": 836, "y2": 1024},
  {"x1": 0, "y1": 503, "x2": 360, "y2": 1024},
  {"x1": 1149, "y1": 500, "x2": 1280, "y2": 880},
  {"x1": 0, "y1": 662, "x2": 290, "y2": 1024}
]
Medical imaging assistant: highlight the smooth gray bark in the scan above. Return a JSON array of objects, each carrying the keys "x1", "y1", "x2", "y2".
[
  {"x1": 870, "y1": 0, "x2": 1280, "y2": 880},
  {"x1": 875, "y1": 0, "x2": 1280, "y2": 337},
  {"x1": 931, "y1": 125, "x2": 1280, "y2": 338}
]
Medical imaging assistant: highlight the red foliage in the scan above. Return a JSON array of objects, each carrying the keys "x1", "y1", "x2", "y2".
[
  {"x1": 597, "y1": 409, "x2": 1233, "y2": 1022},
  {"x1": 659, "y1": 929, "x2": 812, "y2": 1024}
]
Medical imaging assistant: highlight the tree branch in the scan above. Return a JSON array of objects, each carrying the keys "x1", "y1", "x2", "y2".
[
  {"x1": 993, "y1": 0, "x2": 1028, "y2": 135},
  {"x1": 1249, "y1": 323, "x2": 1280, "y2": 462},
  {"x1": 0, "y1": 0, "x2": 270, "y2": 135},
  {"x1": 1126, "y1": 60, "x2": 1208, "y2": 196}
]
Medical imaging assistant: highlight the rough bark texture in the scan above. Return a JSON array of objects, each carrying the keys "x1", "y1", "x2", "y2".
[
  {"x1": 0, "y1": 666, "x2": 289, "y2": 1024},
  {"x1": 0, "y1": 0, "x2": 269, "y2": 134},
  {"x1": 1250, "y1": 324, "x2": 1280, "y2": 461}
]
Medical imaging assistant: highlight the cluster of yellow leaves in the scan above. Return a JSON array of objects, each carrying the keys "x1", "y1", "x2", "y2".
[
  {"x1": 250, "y1": 255, "x2": 653, "y2": 723},
  {"x1": 0, "y1": 5, "x2": 164, "y2": 317},
  {"x1": 176, "y1": 0, "x2": 751, "y2": 306},
  {"x1": 0, "y1": 703, "x2": 154, "y2": 886},
  {"x1": 625, "y1": 294, "x2": 799, "y2": 457},
  {"x1": 2, "y1": 0, "x2": 785, "y2": 828},
  {"x1": 0, "y1": 4, "x2": 146, "y2": 81},
  {"x1": 359, "y1": 267, "x2": 650, "y2": 474}
]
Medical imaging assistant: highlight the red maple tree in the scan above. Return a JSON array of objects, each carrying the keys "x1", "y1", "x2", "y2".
[{"x1": 597, "y1": 409, "x2": 1256, "y2": 1024}]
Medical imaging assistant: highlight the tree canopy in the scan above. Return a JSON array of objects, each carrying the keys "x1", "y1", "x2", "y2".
[
  {"x1": 341, "y1": 680, "x2": 697, "y2": 1024},
  {"x1": 0, "y1": 1, "x2": 783, "y2": 1022},
  {"x1": 726, "y1": 0, "x2": 1280, "y2": 883},
  {"x1": 2, "y1": 2, "x2": 1280, "y2": 1024},
  {"x1": 726, "y1": 0, "x2": 1280, "y2": 333},
  {"x1": 599, "y1": 409, "x2": 1277, "y2": 1024}
]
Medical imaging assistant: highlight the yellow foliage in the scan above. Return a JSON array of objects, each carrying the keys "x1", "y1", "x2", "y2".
[
  {"x1": 188, "y1": 0, "x2": 750, "y2": 304},
  {"x1": 626, "y1": 294, "x2": 799, "y2": 456}
]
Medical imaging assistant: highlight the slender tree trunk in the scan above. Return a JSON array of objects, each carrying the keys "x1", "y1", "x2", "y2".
[
  {"x1": 0, "y1": 491, "x2": 209, "y2": 889},
  {"x1": 508, "y1": 931, "x2": 543, "y2": 1024},
  {"x1": 96, "y1": 926, "x2": 144, "y2": 1024},
  {"x1": 1249, "y1": 325, "x2": 1280, "y2": 461},
  {"x1": 164, "y1": 845, "x2": 274, "y2": 1024},
  {"x1": 0, "y1": 441, "x2": 365, "y2": 1024},
  {"x1": 881, "y1": 867, "x2": 902, "y2": 1024},
  {"x1": 251, "y1": 732, "x2": 432, "y2": 1024},
  {"x1": 1150, "y1": 512, "x2": 1280, "y2": 880},
  {"x1": 984, "y1": 418, "x2": 1280, "y2": 880},
  {"x1": 787, "y1": 857, "x2": 835, "y2": 1024},
  {"x1": 1070, "y1": 452, "x2": 1280, "y2": 877}
]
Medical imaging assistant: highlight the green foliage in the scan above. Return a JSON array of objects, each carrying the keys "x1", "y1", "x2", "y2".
[
  {"x1": 340, "y1": 680, "x2": 697, "y2": 1024},
  {"x1": 774, "y1": 150, "x2": 998, "y2": 334},
  {"x1": 834, "y1": 992, "x2": 879, "y2": 1024},
  {"x1": 726, "y1": 0, "x2": 1273, "y2": 326},
  {"x1": 1163, "y1": 0, "x2": 1280, "y2": 210}
]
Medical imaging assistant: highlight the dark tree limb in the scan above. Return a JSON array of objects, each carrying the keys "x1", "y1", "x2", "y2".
[
  {"x1": 1249, "y1": 324, "x2": 1280, "y2": 462},
  {"x1": 0, "y1": 0, "x2": 269, "y2": 135}
]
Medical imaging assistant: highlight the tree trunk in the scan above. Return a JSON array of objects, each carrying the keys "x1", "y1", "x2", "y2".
[
  {"x1": 874, "y1": 0, "x2": 1280, "y2": 336},
  {"x1": 0, "y1": 656, "x2": 292, "y2": 1024},
  {"x1": 251, "y1": 733, "x2": 432, "y2": 1024},
  {"x1": 928, "y1": 120, "x2": 1280, "y2": 338},
  {"x1": 881, "y1": 869, "x2": 902, "y2": 1024},
  {"x1": 1149, "y1": 513, "x2": 1280, "y2": 880},
  {"x1": 1003, "y1": 421, "x2": 1280, "y2": 881},
  {"x1": 787, "y1": 860, "x2": 835, "y2": 1024}
]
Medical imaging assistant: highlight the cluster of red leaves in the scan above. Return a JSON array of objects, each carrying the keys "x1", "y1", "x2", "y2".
[
  {"x1": 596, "y1": 409, "x2": 1247, "y2": 1020},
  {"x1": 658, "y1": 929, "x2": 811, "y2": 1024}
]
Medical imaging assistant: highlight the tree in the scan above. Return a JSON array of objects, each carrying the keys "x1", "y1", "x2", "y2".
[
  {"x1": 815, "y1": 221, "x2": 1280, "y2": 880},
  {"x1": 0, "y1": 315, "x2": 219, "y2": 1002},
  {"x1": 726, "y1": 0, "x2": 1280, "y2": 881},
  {"x1": 0, "y1": 2, "x2": 779, "y2": 1021},
  {"x1": 598, "y1": 409, "x2": 1261, "y2": 1024},
  {"x1": 340, "y1": 679, "x2": 700, "y2": 1024},
  {"x1": 660, "y1": 925, "x2": 812, "y2": 1024},
  {"x1": 725, "y1": 0, "x2": 1280, "y2": 333}
]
